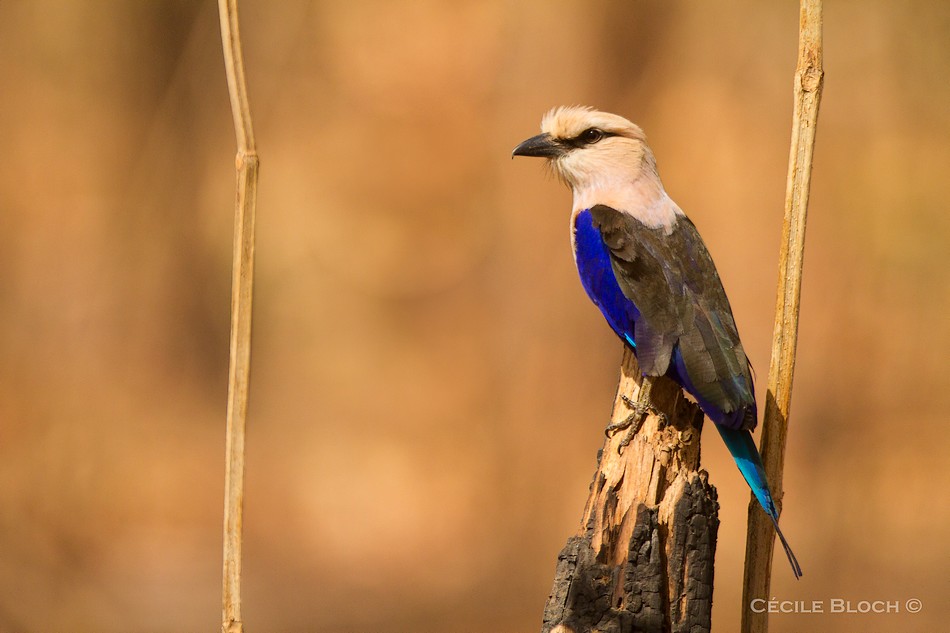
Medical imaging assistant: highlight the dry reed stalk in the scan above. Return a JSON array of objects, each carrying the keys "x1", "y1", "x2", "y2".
[
  {"x1": 217, "y1": 1, "x2": 258, "y2": 632},
  {"x1": 741, "y1": 1, "x2": 823, "y2": 632}
]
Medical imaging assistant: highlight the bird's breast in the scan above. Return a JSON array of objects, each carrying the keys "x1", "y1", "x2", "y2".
[{"x1": 571, "y1": 208, "x2": 639, "y2": 345}]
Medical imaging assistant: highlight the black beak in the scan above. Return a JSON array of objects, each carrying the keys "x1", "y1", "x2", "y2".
[{"x1": 512, "y1": 133, "x2": 562, "y2": 159}]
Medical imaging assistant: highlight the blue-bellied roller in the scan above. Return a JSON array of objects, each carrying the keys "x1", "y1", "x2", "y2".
[{"x1": 513, "y1": 106, "x2": 801, "y2": 578}]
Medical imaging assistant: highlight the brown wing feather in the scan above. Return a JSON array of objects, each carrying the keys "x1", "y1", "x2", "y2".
[{"x1": 590, "y1": 205, "x2": 754, "y2": 417}]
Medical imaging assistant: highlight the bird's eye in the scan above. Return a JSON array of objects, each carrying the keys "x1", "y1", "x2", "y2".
[{"x1": 580, "y1": 128, "x2": 605, "y2": 144}]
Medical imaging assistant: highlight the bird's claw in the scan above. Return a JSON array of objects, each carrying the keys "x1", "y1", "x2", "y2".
[{"x1": 606, "y1": 394, "x2": 667, "y2": 454}]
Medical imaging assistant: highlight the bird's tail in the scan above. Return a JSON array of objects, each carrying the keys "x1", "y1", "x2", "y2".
[{"x1": 716, "y1": 426, "x2": 803, "y2": 579}]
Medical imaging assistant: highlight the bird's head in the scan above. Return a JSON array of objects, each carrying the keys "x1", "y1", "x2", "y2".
[{"x1": 512, "y1": 106, "x2": 656, "y2": 191}]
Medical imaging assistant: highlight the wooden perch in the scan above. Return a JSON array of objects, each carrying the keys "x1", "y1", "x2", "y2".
[{"x1": 542, "y1": 347, "x2": 718, "y2": 633}]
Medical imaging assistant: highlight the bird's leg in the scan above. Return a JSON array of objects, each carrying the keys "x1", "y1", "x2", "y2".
[{"x1": 605, "y1": 376, "x2": 668, "y2": 453}]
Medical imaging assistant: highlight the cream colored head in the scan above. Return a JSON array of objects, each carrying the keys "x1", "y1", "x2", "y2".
[
  {"x1": 540, "y1": 105, "x2": 646, "y2": 147},
  {"x1": 513, "y1": 106, "x2": 679, "y2": 229},
  {"x1": 513, "y1": 106, "x2": 655, "y2": 189}
]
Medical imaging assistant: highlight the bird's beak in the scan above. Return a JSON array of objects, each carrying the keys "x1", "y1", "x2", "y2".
[{"x1": 512, "y1": 133, "x2": 562, "y2": 159}]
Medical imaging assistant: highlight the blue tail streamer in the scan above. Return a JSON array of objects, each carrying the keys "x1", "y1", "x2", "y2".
[{"x1": 716, "y1": 426, "x2": 803, "y2": 579}]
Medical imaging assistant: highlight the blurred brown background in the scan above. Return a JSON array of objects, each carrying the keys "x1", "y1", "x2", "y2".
[{"x1": 0, "y1": 1, "x2": 948, "y2": 631}]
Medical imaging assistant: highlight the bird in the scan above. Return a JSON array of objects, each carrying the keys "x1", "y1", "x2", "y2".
[{"x1": 512, "y1": 105, "x2": 801, "y2": 579}]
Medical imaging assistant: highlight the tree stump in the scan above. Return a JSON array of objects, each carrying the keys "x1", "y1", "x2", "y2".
[{"x1": 542, "y1": 347, "x2": 719, "y2": 633}]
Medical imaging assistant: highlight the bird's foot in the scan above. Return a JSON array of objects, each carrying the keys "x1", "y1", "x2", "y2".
[{"x1": 606, "y1": 394, "x2": 668, "y2": 454}]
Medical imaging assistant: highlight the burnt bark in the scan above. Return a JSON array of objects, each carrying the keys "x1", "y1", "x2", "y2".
[{"x1": 542, "y1": 348, "x2": 718, "y2": 633}]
